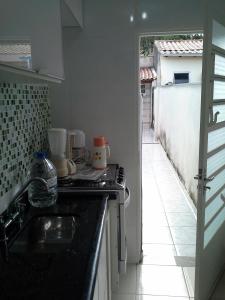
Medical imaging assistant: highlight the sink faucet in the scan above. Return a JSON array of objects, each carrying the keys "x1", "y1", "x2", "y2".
[{"x1": 0, "y1": 177, "x2": 49, "y2": 262}]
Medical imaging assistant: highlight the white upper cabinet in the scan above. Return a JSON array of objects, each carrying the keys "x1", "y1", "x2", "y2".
[
  {"x1": 0, "y1": 0, "x2": 83, "y2": 81},
  {"x1": 61, "y1": 0, "x2": 83, "y2": 27}
]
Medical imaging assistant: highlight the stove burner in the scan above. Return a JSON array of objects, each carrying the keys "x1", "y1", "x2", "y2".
[{"x1": 57, "y1": 164, "x2": 125, "y2": 191}]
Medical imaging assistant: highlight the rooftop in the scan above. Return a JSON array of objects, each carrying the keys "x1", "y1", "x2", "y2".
[
  {"x1": 140, "y1": 67, "x2": 157, "y2": 83},
  {"x1": 0, "y1": 43, "x2": 31, "y2": 56},
  {"x1": 154, "y1": 39, "x2": 203, "y2": 56}
]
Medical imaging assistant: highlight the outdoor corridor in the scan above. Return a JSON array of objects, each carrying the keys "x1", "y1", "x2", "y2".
[{"x1": 112, "y1": 130, "x2": 197, "y2": 300}]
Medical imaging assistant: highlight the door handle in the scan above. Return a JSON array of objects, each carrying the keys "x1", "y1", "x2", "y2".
[
  {"x1": 204, "y1": 176, "x2": 215, "y2": 182},
  {"x1": 204, "y1": 186, "x2": 211, "y2": 190},
  {"x1": 194, "y1": 174, "x2": 214, "y2": 191},
  {"x1": 194, "y1": 175, "x2": 214, "y2": 182},
  {"x1": 203, "y1": 176, "x2": 214, "y2": 190},
  {"x1": 209, "y1": 106, "x2": 220, "y2": 126}
]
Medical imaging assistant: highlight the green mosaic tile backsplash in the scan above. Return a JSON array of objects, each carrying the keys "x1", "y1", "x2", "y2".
[{"x1": 0, "y1": 82, "x2": 50, "y2": 199}]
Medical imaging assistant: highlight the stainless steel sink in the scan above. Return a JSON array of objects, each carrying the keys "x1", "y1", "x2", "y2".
[{"x1": 10, "y1": 215, "x2": 77, "y2": 254}]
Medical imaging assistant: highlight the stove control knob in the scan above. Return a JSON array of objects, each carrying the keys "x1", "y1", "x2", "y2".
[
  {"x1": 119, "y1": 173, "x2": 124, "y2": 179},
  {"x1": 118, "y1": 174, "x2": 124, "y2": 183},
  {"x1": 117, "y1": 177, "x2": 123, "y2": 184},
  {"x1": 119, "y1": 167, "x2": 124, "y2": 175}
]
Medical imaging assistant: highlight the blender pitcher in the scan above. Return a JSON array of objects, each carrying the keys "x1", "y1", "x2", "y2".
[{"x1": 67, "y1": 130, "x2": 90, "y2": 170}]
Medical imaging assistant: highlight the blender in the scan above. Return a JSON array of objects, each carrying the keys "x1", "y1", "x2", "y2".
[
  {"x1": 48, "y1": 128, "x2": 76, "y2": 177},
  {"x1": 67, "y1": 130, "x2": 89, "y2": 170}
]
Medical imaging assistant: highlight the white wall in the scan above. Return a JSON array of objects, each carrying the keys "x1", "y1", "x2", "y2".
[
  {"x1": 160, "y1": 56, "x2": 202, "y2": 85},
  {"x1": 142, "y1": 83, "x2": 152, "y2": 124},
  {"x1": 50, "y1": 0, "x2": 203, "y2": 263},
  {"x1": 0, "y1": 0, "x2": 64, "y2": 78},
  {"x1": 140, "y1": 56, "x2": 153, "y2": 67},
  {"x1": 64, "y1": 0, "x2": 83, "y2": 27},
  {"x1": 154, "y1": 85, "x2": 201, "y2": 203}
]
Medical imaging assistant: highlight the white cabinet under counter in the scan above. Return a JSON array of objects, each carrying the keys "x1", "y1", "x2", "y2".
[
  {"x1": 93, "y1": 207, "x2": 111, "y2": 300},
  {"x1": 58, "y1": 164, "x2": 130, "y2": 298}
]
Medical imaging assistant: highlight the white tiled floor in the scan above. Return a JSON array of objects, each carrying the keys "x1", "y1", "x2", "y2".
[
  {"x1": 142, "y1": 127, "x2": 157, "y2": 144},
  {"x1": 112, "y1": 131, "x2": 197, "y2": 300}
]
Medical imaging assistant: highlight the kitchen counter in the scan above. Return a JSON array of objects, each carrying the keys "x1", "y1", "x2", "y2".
[{"x1": 0, "y1": 193, "x2": 108, "y2": 300}]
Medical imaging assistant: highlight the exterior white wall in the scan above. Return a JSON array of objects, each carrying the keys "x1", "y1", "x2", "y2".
[
  {"x1": 159, "y1": 56, "x2": 202, "y2": 85},
  {"x1": 142, "y1": 83, "x2": 152, "y2": 125},
  {"x1": 142, "y1": 83, "x2": 151, "y2": 97},
  {"x1": 154, "y1": 85, "x2": 201, "y2": 203},
  {"x1": 50, "y1": 0, "x2": 203, "y2": 263},
  {"x1": 140, "y1": 56, "x2": 153, "y2": 125},
  {"x1": 140, "y1": 56, "x2": 153, "y2": 67}
]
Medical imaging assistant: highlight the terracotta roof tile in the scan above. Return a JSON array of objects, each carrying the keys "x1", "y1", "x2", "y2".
[
  {"x1": 0, "y1": 43, "x2": 31, "y2": 55},
  {"x1": 155, "y1": 39, "x2": 203, "y2": 56},
  {"x1": 140, "y1": 67, "x2": 157, "y2": 82}
]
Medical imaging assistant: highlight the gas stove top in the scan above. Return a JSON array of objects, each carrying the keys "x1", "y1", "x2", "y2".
[{"x1": 58, "y1": 164, "x2": 126, "y2": 192}]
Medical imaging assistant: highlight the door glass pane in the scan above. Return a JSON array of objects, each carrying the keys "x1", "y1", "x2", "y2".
[
  {"x1": 215, "y1": 54, "x2": 225, "y2": 76},
  {"x1": 204, "y1": 206, "x2": 225, "y2": 247},
  {"x1": 213, "y1": 105, "x2": 225, "y2": 123},
  {"x1": 208, "y1": 127, "x2": 225, "y2": 153},
  {"x1": 205, "y1": 192, "x2": 225, "y2": 225},
  {"x1": 213, "y1": 20, "x2": 225, "y2": 50},
  {"x1": 206, "y1": 168, "x2": 225, "y2": 202},
  {"x1": 207, "y1": 147, "x2": 225, "y2": 176},
  {"x1": 213, "y1": 81, "x2": 225, "y2": 100}
]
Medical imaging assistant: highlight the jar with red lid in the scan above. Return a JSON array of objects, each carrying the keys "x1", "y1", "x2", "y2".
[{"x1": 92, "y1": 136, "x2": 110, "y2": 169}]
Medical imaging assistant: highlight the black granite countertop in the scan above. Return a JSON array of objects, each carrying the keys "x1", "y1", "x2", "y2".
[{"x1": 0, "y1": 192, "x2": 108, "y2": 300}]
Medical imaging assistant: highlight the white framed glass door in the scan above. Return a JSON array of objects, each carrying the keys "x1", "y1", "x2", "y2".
[{"x1": 195, "y1": 2, "x2": 225, "y2": 299}]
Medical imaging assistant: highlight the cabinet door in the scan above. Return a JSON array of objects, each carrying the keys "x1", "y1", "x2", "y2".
[
  {"x1": 93, "y1": 209, "x2": 111, "y2": 300},
  {"x1": 93, "y1": 275, "x2": 99, "y2": 300},
  {"x1": 98, "y1": 224, "x2": 108, "y2": 300},
  {"x1": 109, "y1": 201, "x2": 119, "y2": 292},
  {"x1": 99, "y1": 210, "x2": 112, "y2": 300},
  {"x1": 0, "y1": 0, "x2": 64, "y2": 79}
]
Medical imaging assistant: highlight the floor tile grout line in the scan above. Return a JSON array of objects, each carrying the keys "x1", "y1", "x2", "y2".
[
  {"x1": 142, "y1": 242, "x2": 196, "y2": 246},
  {"x1": 113, "y1": 292, "x2": 191, "y2": 298},
  {"x1": 149, "y1": 155, "x2": 179, "y2": 253},
  {"x1": 150, "y1": 149, "x2": 196, "y2": 235},
  {"x1": 135, "y1": 293, "x2": 191, "y2": 298},
  {"x1": 148, "y1": 145, "x2": 197, "y2": 253},
  {"x1": 139, "y1": 141, "x2": 195, "y2": 298},
  {"x1": 182, "y1": 266, "x2": 193, "y2": 299},
  {"x1": 154, "y1": 145, "x2": 197, "y2": 219},
  {"x1": 143, "y1": 148, "x2": 184, "y2": 253},
  {"x1": 142, "y1": 142, "x2": 194, "y2": 298},
  {"x1": 152, "y1": 154, "x2": 193, "y2": 299}
]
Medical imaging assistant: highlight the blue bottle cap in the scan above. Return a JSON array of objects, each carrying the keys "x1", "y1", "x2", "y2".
[{"x1": 34, "y1": 151, "x2": 46, "y2": 159}]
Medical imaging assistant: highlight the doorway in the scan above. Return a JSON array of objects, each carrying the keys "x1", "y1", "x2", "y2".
[{"x1": 140, "y1": 34, "x2": 203, "y2": 299}]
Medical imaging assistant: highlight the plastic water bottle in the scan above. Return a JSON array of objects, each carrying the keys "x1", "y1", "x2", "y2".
[{"x1": 29, "y1": 152, "x2": 58, "y2": 207}]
